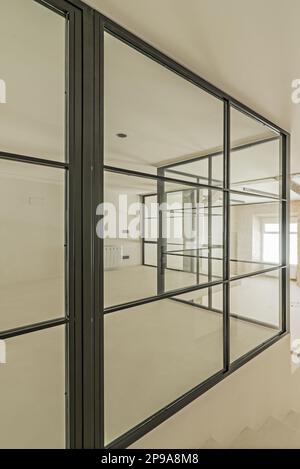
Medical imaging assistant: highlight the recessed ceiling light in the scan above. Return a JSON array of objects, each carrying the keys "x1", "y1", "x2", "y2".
[{"x1": 116, "y1": 133, "x2": 127, "y2": 138}]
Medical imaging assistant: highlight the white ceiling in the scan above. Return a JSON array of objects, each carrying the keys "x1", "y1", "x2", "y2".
[
  {"x1": 88, "y1": 0, "x2": 300, "y2": 176},
  {"x1": 102, "y1": 16, "x2": 287, "y2": 198},
  {"x1": 1, "y1": 0, "x2": 300, "y2": 199},
  {"x1": 104, "y1": 31, "x2": 275, "y2": 176}
]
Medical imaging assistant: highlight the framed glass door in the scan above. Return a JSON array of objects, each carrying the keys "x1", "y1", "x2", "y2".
[{"x1": 0, "y1": 0, "x2": 83, "y2": 448}]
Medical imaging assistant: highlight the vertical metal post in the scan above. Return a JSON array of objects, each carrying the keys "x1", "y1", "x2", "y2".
[
  {"x1": 93, "y1": 12, "x2": 104, "y2": 449},
  {"x1": 196, "y1": 179, "x2": 200, "y2": 284},
  {"x1": 223, "y1": 100, "x2": 231, "y2": 371},
  {"x1": 281, "y1": 133, "x2": 290, "y2": 333},
  {"x1": 208, "y1": 156, "x2": 213, "y2": 308},
  {"x1": 67, "y1": 3, "x2": 84, "y2": 449},
  {"x1": 157, "y1": 168, "x2": 166, "y2": 294},
  {"x1": 183, "y1": 189, "x2": 194, "y2": 275},
  {"x1": 141, "y1": 195, "x2": 145, "y2": 266}
]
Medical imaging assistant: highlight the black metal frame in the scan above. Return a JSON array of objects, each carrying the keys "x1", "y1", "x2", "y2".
[
  {"x1": 2, "y1": 0, "x2": 290, "y2": 451},
  {"x1": 97, "y1": 14, "x2": 290, "y2": 450}
]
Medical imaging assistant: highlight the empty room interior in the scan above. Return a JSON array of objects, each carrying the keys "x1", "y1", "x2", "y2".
[{"x1": 1, "y1": 0, "x2": 300, "y2": 450}]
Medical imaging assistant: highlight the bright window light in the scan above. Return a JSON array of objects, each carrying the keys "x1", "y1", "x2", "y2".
[{"x1": 262, "y1": 221, "x2": 298, "y2": 265}]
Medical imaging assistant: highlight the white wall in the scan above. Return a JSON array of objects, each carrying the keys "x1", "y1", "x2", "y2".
[{"x1": 104, "y1": 189, "x2": 142, "y2": 267}]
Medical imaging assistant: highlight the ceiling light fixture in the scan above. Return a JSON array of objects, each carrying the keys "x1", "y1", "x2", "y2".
[{"x1": 116, "y1": 133, "x2": 127, "y2": 138}]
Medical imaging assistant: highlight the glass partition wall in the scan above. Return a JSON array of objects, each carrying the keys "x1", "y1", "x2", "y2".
[
  {"x1": 102, "y1": 28, "x2": 289, "y2": 448},
  {"x1": 0, "y1": 0, "x2": 82, "y2": 449},
  {"x1": 0, "y1": 0, "x2": 289, "y2": 450}
]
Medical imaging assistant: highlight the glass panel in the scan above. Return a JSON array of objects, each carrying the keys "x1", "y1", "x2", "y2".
[
  {"x1": 230, "y1": 270, "x2": 281, "y2": 362},
  {"x1": 144, "y1": 217, "x2": 157, "y2": 241},
  {"x1": 0, "y1": 326, "x2": 66, "y2": 448},
  {"x1": 144, "y1": 195, "x2": 158, "y2": 241},
  {"x1": 0, "y1": 0, "x2": 66, "y2": 161},
  {"x1": 144, "y1": 243, "x2": 157, "y2": 267},
  {"x1": 0, "y1": 160, "x2": 65, "y2": 331},
  {"x1": 165, "y1": 158, "x2": 209, "y2": 185},
  {"x1": 231, "y1": 107, "x2": 281, "y2": 197},
  {"x1": 103, "y1": 171, "x2": 158, "y2": 307},
  {"x1": 164, "y1": 187, "x2": 224, "y2": 290},
  {"x1": 230, "y1": 193, "x2": 281, "y2": 277},
  {"x1": 104, "y1": 32, "x2": 223, "y2": 176},
  {"x1": 104, "y1": 285, "x2": 223, "y2": 444},
  {"x1": 104, "y1": 171, "x2": 223, "y2": 307},
  {"x1": 290, "y1": 233, "x2": 298, "y2": 265},
  {"x1": 263, "y1": 233, "x2": 279, "y2": 263},
  {"x1": 165, "y1": 153, "x2": 224, "y2": 188}
]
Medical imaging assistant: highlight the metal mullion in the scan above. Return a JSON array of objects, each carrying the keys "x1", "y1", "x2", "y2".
[
  {"x1": 166, "y1": 168, "x2": 223, "y2": 186},
  {"x1": 196, "y1": 180, "x2": 200, "y2": 284},
  {"x1": 171, "y1": 297, "x2": 280, "y2": 331},
  {"x1": 34, "y1": 0, "x2": 68, "y2": 17},
  {"x1": 105, "y1": 278, "x2": 225, "y2": 314},
  {"x1": 223, "y1": 100, "x2": 230, "y2": 372},
  {"x1": 229, "y1": 264, "x2": 284, "y2": 281},
  {"x1": 160, "y1": 136, "x2": 279, "y2": 170},
  {"x1": 0, "y1": 317, "x2": 68, "y2": 341},
  {"x1": 104, "y1": 165, "x2": 284, "y2": 202},
  {"x1": 104, "y1": 165, "x2": 224, "y2": 193},
  {"x1": 280, "y1": 134, "x2": 290, "y2": 333},
  {"x1": 141, "y1": 195, "x2": 145, "y2": 266},
  {"x1": 230, "y1": 102, "x2": 286, "y2": 138},
  {"x1": 94, "y1": 13, "x2": 105, "y2": 449},
  {"x1": 229, "y1": 187, "x2": 283, "y2": 201},
  {"x1": 65, "y1": 2, "x2": 84, "y2": 451},
  {"x1": 208, "y1": 156, "x2": 213, "y2": 308},
  {"x1": 157, "y1": 168, "x2": 166, "y2": 294},
  {"x1": 0, "y1": 150, "x2": 68, "y2": 169}
]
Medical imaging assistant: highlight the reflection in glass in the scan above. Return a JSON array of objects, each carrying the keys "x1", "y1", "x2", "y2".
[
  {"x1": 104, "y1": 286, "x2": 223, "y2": 444},
  {"x1": 104, "y1": 32, "x2": 223, "y2": 176},
  {"x1": 144, "y1": 243, "x2": 157, "y2": 267},
  {"x1": 0, "y1": 160, "x2": 65, "y2": 331},
  {"x1": 0, "y1": 0, "x2": 66, "y2": 161},
  {"x1": 230, "y1": 270, "x2": 281, "y2": 363},
  {"x1": 230, "y1": 194, "x2": 281, "y2": 277},
  {"x1": 231, "y1": 107, "x2": 281, "y2": 197},
  {"x1": 0, "y1": 326, "x2": 66, "y2": 448},
  {"x1": 104, "y1": 171, "x2": 223, "y2": 307}
]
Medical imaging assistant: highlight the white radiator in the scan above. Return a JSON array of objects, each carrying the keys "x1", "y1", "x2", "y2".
[{"x1": 104, "y1": 245, "x2": 123, "y2": 270}]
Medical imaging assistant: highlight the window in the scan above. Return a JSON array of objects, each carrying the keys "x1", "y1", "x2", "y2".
[
  {"x1": 263, "y1": 221, "x2": 280, "y2": 264},
  {"x1": 290, "y1": 222, "x2": 298, "y2": 265},
  {"x1": 262, "y1": 220, "x2": 297, "y2": 265}
]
